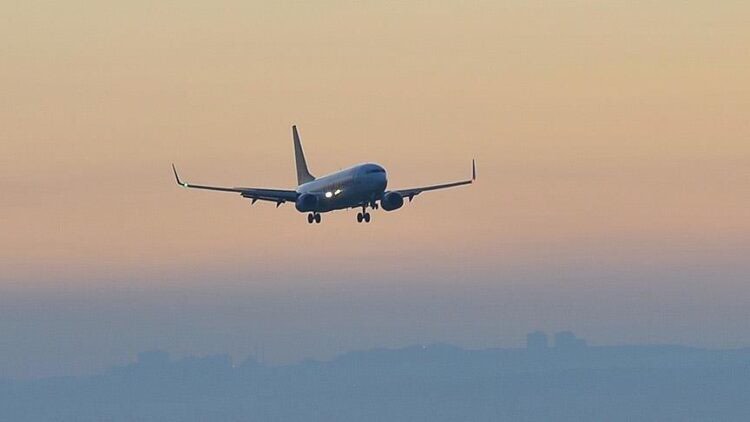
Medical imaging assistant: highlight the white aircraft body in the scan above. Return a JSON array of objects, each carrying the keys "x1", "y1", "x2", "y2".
[{"x1": 172, "y1": 126, "x2": 475, "y2": 223}]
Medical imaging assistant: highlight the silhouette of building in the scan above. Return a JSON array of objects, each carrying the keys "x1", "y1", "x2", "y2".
[
  {"x1": 526, "y1": 331, "x2": 549, "y2": 352},
  {"x1": 554, "y1": 331, "x2": 587, "y2": 350},
  {"x1": 6, "y1": 344, "x2": 750, "y2": 421}
]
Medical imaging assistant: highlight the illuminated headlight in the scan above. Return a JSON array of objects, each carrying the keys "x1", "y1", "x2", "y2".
[
  {"x1": 334, "y1": 189, "x2": 342, "y2": 196},
  {"x1": 325, "y1": 191, "x2": 333, "y2": 198}
]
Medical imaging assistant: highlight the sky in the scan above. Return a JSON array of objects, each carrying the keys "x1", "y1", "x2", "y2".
[{"x1": 1, "y1": 0, "x2": 749, "y2": 378}]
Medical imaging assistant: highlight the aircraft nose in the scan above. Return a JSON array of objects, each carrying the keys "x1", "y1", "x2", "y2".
[{"x1": 378, "y1": 172, "x2": 388, "y2": 190}]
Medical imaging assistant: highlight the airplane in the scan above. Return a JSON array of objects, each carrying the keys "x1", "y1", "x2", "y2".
[{"x1": 172, "y1": 125, "x2": 475, "y2": 224}]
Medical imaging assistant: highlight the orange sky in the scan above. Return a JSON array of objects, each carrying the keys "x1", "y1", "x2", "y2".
[{"x1": 1, "y1": 0, "x2": 748, "y2": 284}]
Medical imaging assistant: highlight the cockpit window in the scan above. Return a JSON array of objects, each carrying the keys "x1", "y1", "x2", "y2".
[{"x1": 366, "y1": 168, "x2": 385, "y2": 174}]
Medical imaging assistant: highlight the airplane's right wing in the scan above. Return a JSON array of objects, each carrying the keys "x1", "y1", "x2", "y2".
[
  {"x1": 172, "y1": 164, "x2": 297, "y2": 205},
  {"x1": 393, "y1": 160, "x2": 476, "y2": 202}
]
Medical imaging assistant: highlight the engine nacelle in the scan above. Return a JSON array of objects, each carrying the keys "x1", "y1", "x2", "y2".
[
  {"x1": 295, "y1": 193, "x2": 319, "y2": 212},
  {"x1": 380, "y1": 191, "x2": 404, "y2": 211}
]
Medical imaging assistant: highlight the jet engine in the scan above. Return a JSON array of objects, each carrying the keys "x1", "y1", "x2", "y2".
[
  {"x1": 380, "y1": 191, "x2": 404, "y2": 211},
  {"x1": 295, "y1": 193, "x2": 319, "y2": 212}
]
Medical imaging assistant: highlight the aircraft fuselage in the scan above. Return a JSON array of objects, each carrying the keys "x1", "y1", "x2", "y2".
[{"x1": 296, "y1": 163, "x2": 387, "y2": 212}]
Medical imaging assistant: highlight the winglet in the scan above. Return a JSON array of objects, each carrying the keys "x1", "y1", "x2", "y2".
[
  {"x1": 472, "y1": 159, "x2": 477, "y2": 181},
  {"x1": 172, "y1": 164, "x2": 188, "y2": 188}
]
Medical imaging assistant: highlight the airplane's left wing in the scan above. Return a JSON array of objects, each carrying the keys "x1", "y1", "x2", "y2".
[
  {"x1": 393, "y1": 159, "x2": 476, "y2": 202},
  {"x1": 172, "y1": 164, "x2": 298, "y2": 205}
]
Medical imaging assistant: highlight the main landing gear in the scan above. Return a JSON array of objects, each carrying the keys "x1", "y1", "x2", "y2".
[
  {"x1": 356, "y1": 212, "x2": 371, "y2": 223},
  {"x1": 356, "y1": 204, "x2": 372, "y2": 223},
  {"x1": 307, "y1": 213, "x2": 321, "y2": 224}
]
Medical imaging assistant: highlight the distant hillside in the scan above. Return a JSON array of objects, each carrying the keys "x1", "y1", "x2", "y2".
[{"x1": 2, "y1": 344, "x2": 750, "y2": 421}]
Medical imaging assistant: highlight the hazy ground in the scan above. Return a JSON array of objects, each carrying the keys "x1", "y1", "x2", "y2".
[{"x1": 2, "y1": 340, "x2": 749, "y2": 421}]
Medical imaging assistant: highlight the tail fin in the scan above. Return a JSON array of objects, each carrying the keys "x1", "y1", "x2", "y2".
[{"x1": 292, "y1": 125, "x2": 315, "y2": 185}]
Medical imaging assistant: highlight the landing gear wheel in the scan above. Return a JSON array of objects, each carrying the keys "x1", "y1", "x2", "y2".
[
  {"x1": 314, "y1": 213, "x2": 321, "y2": 223},
  {"x1": 357, "y1": 212, "x2": 363, "y2": 223},
  {"x1": 307, "y1": 213, "x2": 314, "y2": 224},
  {"x1": 364, "y1": 213, "x2": 371, "y2": 223}
]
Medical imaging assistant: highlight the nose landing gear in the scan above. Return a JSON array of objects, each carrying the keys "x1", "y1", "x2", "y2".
[{"x1": 307, "y1": 213, "x2": 321, "y2": 224}]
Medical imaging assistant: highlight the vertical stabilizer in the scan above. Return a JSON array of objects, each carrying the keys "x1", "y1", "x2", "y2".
[{"x1": 292, "y1": 125, "x2": 315, "y2": 185}]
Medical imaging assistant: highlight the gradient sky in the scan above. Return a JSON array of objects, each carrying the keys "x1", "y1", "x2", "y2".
[{"x1": 1, "y1": 0, "x2": 749, "y2": 378}]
